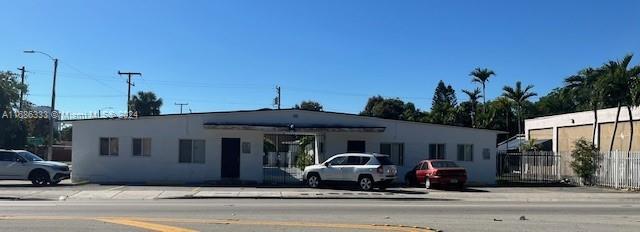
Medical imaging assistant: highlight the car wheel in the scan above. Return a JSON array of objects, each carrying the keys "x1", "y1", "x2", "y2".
[
  {"x1": 358, "y1": 176, "x2": 373, "y2": 191},
  {"x1": 307, "y1": 174, "x2": 320, "y2": 188},
  {"x1": 30, "y1": 171, "x2": 50, "y2": 186},
  {"x1": 425, "y1": 178, "x2": 431, "y2": 189}
]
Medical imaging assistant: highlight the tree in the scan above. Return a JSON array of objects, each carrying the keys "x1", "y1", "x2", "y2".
[
  {"x1": 60, "y1": 126, "x2": 72, "y2": 141},
  {"x1": 294, "y1": 100, "x2": 323, "y2": 111},
  {"x1": 461, "y1": 88, "x2": 482, "y2": 127},
  {"x1": 596, "y1": 54, "x2": 640, "y2": 152},
  {"x1": 430, "y1": 80, "x2": 457, "y2": 125},
  {"x1": 570, "y1": 139, "x2": 598, "y2": 185},
  {"x1": 0, "y1": 71, "x2": 28, "y2": 149},
  {"x1": 470, "y1": 68, "x2": 496, "y2": 113},
  {"x1": 565, "y1": 67, "x2": 602, "y2": 146},
  {"x1": 360, "y1": 96, "x2": 423, "y2": 121},
  {"x1": 502, "y1": 81, "x2": 537, "y2": 134},
  {"x1": 401, "y1": 102, "x2": 421, "y2": 121},
  {"x1": 129, "y1": 91, "x2": 163, "y2": 116}
]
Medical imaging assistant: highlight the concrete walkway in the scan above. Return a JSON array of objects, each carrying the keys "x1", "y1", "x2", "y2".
[
  {"x1": 0, "y1": 189, "x2": 432, "y2": 201},
  {"x1": 1, "y1": 180, "x2": 639, "y2": 202}
]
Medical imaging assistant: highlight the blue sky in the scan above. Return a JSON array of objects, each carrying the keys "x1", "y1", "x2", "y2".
[{"x1": 1, "y1": 0, "x2": 639, "y2": 115}]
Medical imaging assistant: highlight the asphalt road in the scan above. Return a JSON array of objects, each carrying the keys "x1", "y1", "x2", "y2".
[{"x1": 1, "y1": 198, "x2": 639, "y2": 232}]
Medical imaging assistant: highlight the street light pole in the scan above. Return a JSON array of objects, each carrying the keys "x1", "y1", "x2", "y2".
[{"x1": 24, "y1": 50, "x2": 58, "y2": 161}]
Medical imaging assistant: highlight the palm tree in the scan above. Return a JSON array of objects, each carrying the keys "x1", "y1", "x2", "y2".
[
  {"x1": 462, "y1": 88, "x2": 482, "y2": 127},
  {"x1": 594, "y1": 54, "x2": 640, "y2": 183},
  {"x1": 502, "y1": 81, "x2": 537, "y2": 135},
  {"x1": 130, "y1": 91, "x2": 163, "y2": 116},
  {"x1": 470, "y1": 68, "x2": 496, "y2": 113},
  {"x1": 565, "y1": 67, "x2": 602, "y2": 146},
  {"x1": 597, "y1": 54, "x2": 640, "y2": 152}
]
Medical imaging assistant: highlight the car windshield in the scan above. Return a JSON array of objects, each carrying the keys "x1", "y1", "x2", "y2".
[
  {"x1": 18, "y1": 151, "x2": 44, "y2": 161},
  {"x1": 431, "y1": 161, "x2": 459, "y2": 168},
  {"x1": 375, "y1": 156, "x2": 394, "y2": 165}
]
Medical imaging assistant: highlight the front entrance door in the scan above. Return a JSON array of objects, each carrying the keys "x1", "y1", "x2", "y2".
[{"x1": 221, "y1": 138, "x2": 241, "y2": 178}]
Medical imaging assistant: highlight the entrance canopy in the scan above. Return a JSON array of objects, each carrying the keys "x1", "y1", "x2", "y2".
[{"x1": 203, "y1": 123, "x2": 385, "y2": 133}]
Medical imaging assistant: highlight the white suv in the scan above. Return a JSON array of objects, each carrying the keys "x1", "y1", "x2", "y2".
[
  {"x1": 0, "y1": 149, "x2": 71, "y2": 186},
  {"x1": 303, "y1": 153, "x2": 397, "y2": 191}
]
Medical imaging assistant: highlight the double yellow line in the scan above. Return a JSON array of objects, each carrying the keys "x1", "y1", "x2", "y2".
[{"x1": 0, "y1": 215, "x2": 436, "y2": 232}]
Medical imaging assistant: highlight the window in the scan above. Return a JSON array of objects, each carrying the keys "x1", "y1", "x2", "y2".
[
  {"x1": 179, "y1": 139, "x2": 206, "y2": 163},
  {"x1": 346, "y1": 156, "x2": 360, "y2": 165},
  {"x1": 132, "y1": 138, "x2": 152, "y2": 156},
  {"x1": 359, "y1": 157, "x2": 371, "y2": 165},
  {"x1": 100, "y1": 137, "x2": 119, "y2": 156},
  {"x1": 482, "y1": 148, "x2": 491, "y2": 160},
  {"x1": 347, "y1": 140, "x2": 366, "y2": 153},
  {"x1": 428, "y1": 144, "x2": 446, "y2": 159},
  {"x1": 328, "y1": 156, "x2": 347, "y2": 165},
  {"x1": 431, "y1": 161, "x2": 459, "y2": 168},
  {"x1": 242, "y1": 142, "x2": 251, "y2": 154},
  {"x1": 380, "y1": 143, "x2": 404, "y2": 166},
  {"x1": 346, "y1": 156, "x2": 369, "y2": 165},
  {"x1": 457, "y1": 144, "x2": 473, "y2": 161},
  {"x1": 0, "y1": 152, "x2": 20, "y2": 162},
  {"x1": 420, "y1": 162, "x2": 429, "y2": 170}
]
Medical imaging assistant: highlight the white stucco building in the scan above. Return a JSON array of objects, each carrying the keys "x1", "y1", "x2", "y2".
[{"x1": 69, "y1": 109, "x2": 502, "y2": 185}]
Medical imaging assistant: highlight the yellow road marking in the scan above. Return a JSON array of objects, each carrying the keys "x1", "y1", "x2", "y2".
[
  {"x1": 96, "y1": 218, "x2": 197, "y2": 232},
  {"x1": 0, "y1": 215, "x2": 436, "y2": 232}
]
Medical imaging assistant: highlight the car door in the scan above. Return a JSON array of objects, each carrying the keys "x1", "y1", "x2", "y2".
[
  {"x1": 341, "y1": 156, "x2": 361, "y2": 181},
  {"x1": 323, "y1": 156, "x2": 347, "y2": 181},
  {"x1": 415, "y1": 162, "x2": 429, "y2": 184}
]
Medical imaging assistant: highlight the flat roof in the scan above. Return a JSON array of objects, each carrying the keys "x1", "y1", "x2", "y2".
[{"x1": 64, "y1": 108, "x2": 506, "y2": 133}]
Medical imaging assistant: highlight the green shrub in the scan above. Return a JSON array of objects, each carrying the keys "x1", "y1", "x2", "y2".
[{"x1": 570, "y1": 139, "x2": 598, "y2": 184}]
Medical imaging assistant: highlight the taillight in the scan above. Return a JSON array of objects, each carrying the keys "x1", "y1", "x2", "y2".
[{"x1": 377, "y1": 165, "x2": 384, "y2": 174}]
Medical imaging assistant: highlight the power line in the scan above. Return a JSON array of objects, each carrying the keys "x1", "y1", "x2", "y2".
[{"x1": 59, "y1": 61, "x2": 124, "y2": 94}]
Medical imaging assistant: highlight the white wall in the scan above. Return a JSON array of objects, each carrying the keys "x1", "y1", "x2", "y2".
[
  {"x1": 72, "y1": 117, "x2": 264, "y2": 183},
  {"x1": 72, "y1": 110, "x2": 500, "y2": 185}
]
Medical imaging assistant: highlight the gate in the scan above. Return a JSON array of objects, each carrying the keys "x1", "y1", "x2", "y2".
[
  {"x1": 496, "y1": 151, "x2": 562, "y2": 183},
  {"x1": 263, "y1": 134, "x2": 316, "y2": 185}
]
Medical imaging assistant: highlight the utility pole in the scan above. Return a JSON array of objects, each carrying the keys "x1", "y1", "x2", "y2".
[
  {"x1": 17, "y1": 66, "x2": 26, "y2": 111},
  {"x1": 175, "y1": 103, "x2": 188, "y2": 114},
  {"x1": 274, "y1": 86, "x2": 281, "y2": 109},
  {"x1": 23, "y1": 50, "x2": 58, "y2": 161},
  {"x1": 117, "y1": 71, "x2": 142, "y2": 113}
]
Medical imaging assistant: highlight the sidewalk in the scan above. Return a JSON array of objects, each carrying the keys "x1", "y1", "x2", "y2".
[
  {"x1": 1, "y1": 185, "x2": 639, "y2": 202},
  {"x1": 0, "y1": 188, "x2": 432, "y2": 201}
]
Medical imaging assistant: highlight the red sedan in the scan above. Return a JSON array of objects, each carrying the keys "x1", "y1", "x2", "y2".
[{"x1": 405, "y1": 160, "x2": 467, "y2": 189}]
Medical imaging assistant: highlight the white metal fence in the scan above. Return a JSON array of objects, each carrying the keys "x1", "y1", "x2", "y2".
[
  {"x1": 497, "y1": 151, "x2": 640, "y2": 190},
  {"x1": 593, "y1": 151, "x2": 640, "y2": 190}
]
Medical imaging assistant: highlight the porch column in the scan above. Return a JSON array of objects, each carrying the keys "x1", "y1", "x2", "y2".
[{"x1": 314, "y1": 134, "x2": 321, "y2": 164}]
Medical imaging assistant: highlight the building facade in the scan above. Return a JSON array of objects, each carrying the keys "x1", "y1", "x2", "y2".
[
  {"x1": 525, "y1": 107, "x2": 640, "y2": 153},
  {"x1": 70, "y1": 109, "x2": 501, "y2": 185}
]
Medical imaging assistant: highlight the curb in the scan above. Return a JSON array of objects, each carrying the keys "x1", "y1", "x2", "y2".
[{"x1": 159, "y1": 195, "x2": 444, "y2": 200}]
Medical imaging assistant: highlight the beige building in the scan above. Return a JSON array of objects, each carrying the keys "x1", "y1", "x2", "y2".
[{"x1": 525, "y1": 107, "x2": 640, "y2": 153}]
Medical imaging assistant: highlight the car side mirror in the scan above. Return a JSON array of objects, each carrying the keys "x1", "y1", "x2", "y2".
[
  {"x1": 16, "y1": 158, "x2": 26, "y2": 163},
  {"x1": 324, "y1": 162, "x2": 331, "y2": 167}
]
